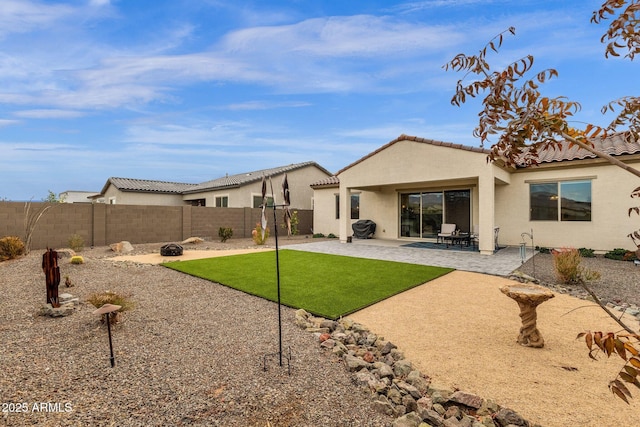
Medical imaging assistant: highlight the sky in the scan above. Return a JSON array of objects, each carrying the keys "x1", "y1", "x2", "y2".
[{"x1": 0, "y1": 0, "x2": 637, "y2": 201}]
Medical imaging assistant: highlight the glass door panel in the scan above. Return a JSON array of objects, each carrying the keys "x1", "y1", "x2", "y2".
[
  {"x1": 444, "y1": 190, "x2": 470, "y2": 233},
  {"x1": 400, "y1": 194, "x2": 421, "y2": 237},
  {"x1": 421, "y1": 192, "x2": 443, "y2": 238}
]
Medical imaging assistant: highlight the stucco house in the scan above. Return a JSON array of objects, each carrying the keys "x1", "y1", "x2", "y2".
[
  {"x1": 311, "y1": 134, "x2": 640, "y2": 255},
  {"x1": 95, "y1": 161, "x2": 332, "y2": 210}
]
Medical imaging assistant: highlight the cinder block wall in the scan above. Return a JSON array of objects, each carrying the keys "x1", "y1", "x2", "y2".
[{"x1": 0, "y1": 202, "x2": 313, "y2": 250}]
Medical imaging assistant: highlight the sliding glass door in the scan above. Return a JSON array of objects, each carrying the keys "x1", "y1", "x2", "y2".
[{"x1": 400, "y1": 190, "x2": 470, "y2": 238}]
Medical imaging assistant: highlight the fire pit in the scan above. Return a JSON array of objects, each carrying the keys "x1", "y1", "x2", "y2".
[{"x1": 160, "y1": 243, "x2": 183, "y2": 256}]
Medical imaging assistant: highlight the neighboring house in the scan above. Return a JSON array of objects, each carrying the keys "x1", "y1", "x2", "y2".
[
  {"x1": 311, "y1": 134, "x2": 640, "y2": 255},
  {"x1": 59, "y1": 190, "x2": 100, "y2": 203},
  {"x1": 181, "y1": 161, "x2": 332, "y2": 209},
  {"x1": 96, "y1": 178, "x2": 198, "y2": 206},
  {"x1": 94, "y1": 161, "x2": 332, "y2": 210}
]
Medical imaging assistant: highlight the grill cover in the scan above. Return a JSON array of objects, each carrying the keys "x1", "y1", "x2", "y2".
[
  {"x1": 160, "y1": 243, "x2": 183, "y2": 256},
  {"x1": 352, "y1": 220, "x2": 376, "y2": 239}
]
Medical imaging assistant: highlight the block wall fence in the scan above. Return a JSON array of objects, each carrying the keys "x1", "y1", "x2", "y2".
[{"x1": 0, "y1": 202, "x2": 313, "y2": 250}]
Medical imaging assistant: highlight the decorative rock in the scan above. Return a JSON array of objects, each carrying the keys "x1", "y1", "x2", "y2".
[
  {"x1": 390, "y1": 348, "x2": 405, "y2": 361},
  {"x1": 344, "y1": 354, "x2": 369, "y2": 372},
  {"x1": 396, "y1": 380, "x2": 422, "y2": 399},
  {"x1": 402, "y1": 394, "x2": 417, "y2": 413},
  {"x1": 432, "y1": 403, "x2": 446, "y2": 415},
  {"x1": 393, "y1": 359, "x2": 413, "y2": 378},
  {"x1": 406, "y1": 370, "x2": 429, "y2": 394},
  {"x1": 320, "y1": 338, "x2": 335, "y2": 349},
  {"x1": 320, "y1": 319, "x2": 337, "y2": 331},
  {"x1": 181, "y1": 237, "x2": 204, "y2": 244},
  {"x1": 444, "y1": 405, "x2": 462, "y2": 420},
  {"x1": 354, "y1": 370, "x2": 377, "y2": 387},
  {"x1": 477, "y1": 399, "x2": 500, "y2": 417},
  {"x1": 387, "y1": 386, "x2": 403, "y2": 405},
  {"x1": 110, "y1": 241, "x2": 134, "y2": 253},
  {"x1": 339, "y1": 317, "x2": 354, "y2": 330},
  {"x1": 319, "y1": 332, "x2": 331, "y2": 342},
  {"x1": 449, "y1": 391, "x2": 484, "y2": 410},
  {"x1": 379, "y1": 340, "x2": 398, "y2": 355},
  {"x1": 443, "y1": 418, "x2": 463, "y2": 427},
  {"x1": 373, "y1": 361, "x2": 395, "y2": 379},
  {"x1": 374, "y1": 398, "x2": 395, "y2": 416},
  {"x1": 493, "y1": 408, "x2": 529, "y2": 427},
  {"x1": 40, "y1": 303, "x2": 75, "y2": 317},
  {"x1": 305, "y1": 327, "x2": 330, "y2": 334},
  {"x1": 363, "y1": 351, "x2": 375, "y2": 363},
  {"x1": 420, "y1": 408, "x2": 444, "y2": 427},
  {"x1": 391, "y1": 411, "x2": 422, "y2": 427},
  {"x1": 56, "y1": 248, "x2": 77, "y2": 258},
  {"x1": 331, "y1": 341, "x2": 348, "y2": 356},
  {"x1": 394, "y1": 405, "x2": 407, "y2": 417}
]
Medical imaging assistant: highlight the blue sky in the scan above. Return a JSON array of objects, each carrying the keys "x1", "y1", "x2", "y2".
[{"x1": 1, "y1": 0, "x2": 636, "y2": 200}]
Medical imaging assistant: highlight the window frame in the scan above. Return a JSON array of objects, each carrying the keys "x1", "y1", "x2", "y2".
[{"x1": 529, "y1": 179, "x2": 592, "y2": 222}]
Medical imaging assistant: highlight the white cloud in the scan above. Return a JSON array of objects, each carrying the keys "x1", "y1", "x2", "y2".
[
  {"x1": 13, "y1": 109, "x2": 86, "y2": 119},
  {"x1": 0, "y1": 119, "x2": 20, "y2": 127}
]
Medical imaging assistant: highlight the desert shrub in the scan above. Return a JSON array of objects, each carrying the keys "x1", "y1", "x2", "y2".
[
  {"x1": 0, "y1": 236, "x2": 26, "y2": 261},
  {"x1": 218, "y1": 227, "x2": 233, "y2": 242},
  {"x1": 87, "y1": 291, "x2": 134, "y2": 324},
  {"x1": 252, "y1": 223, "x2": 270, "y2": 245},
  {"x1": 578, "y1": 247, "x2": 595, "y2": 258},
  {"x1": 604, "y1": 248, "x2": 637, "y2": 261},
  {"x1": 327, "y1": 233, "x2": 338, "y2": 239},
  {"x1": 70, "y1": 256, "x2": 84, "y2": 264},
  {"x1": 553, "y1": 248, "x2": 601, "y2": 285},
  {"x1": 535, "y1": 246, "x2": 551, "y2": 254},
  {"x1": 67, "y1": 234, "x2": 84, "y2": 252},
  {"x1": 313, "y1": 233, "x2": 325, "y2": 238}
]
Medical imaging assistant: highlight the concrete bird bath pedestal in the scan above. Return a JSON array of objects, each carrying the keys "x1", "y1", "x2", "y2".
[{"x1": 500, "y1": 283, "x2": 555, "y2": 348}]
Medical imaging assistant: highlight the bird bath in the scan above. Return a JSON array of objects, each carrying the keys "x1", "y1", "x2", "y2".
[{"x1": 500, "y1": 283, "x2": 555, "y2": 348}]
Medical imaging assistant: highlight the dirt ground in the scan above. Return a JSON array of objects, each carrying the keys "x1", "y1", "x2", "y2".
[
  {"x1": 112, "y1": 247, "x2": 640, "y2": 426},
  {"x1": 350, "y1": 271, "x2": 640, "y2": 427}
]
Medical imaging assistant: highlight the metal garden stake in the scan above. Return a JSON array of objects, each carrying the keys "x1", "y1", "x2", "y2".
[{"x1": 93, "y1": 304, "x2": 121, "y2": 367}]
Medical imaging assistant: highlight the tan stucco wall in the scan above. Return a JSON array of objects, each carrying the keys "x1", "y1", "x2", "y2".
[
  {"x1": 185, "y1": 165, "x2": 331, "y2": 209},
  {"x1": 331, "y1": 139, "x2": 502, "y2": 252},
  {"x1": 495, "y1": 160, "x2": 640, "y2": 252},
  {"x1": 312, "y1": 186, "x2": 339, "y2": 236},
  {"x1": 102, "y1": 186, "x2": 184, "y2": 206}
]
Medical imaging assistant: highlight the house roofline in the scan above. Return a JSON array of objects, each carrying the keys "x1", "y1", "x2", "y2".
[{"x1": 336, "y1": 134, "x2": 491, "y2": 176}]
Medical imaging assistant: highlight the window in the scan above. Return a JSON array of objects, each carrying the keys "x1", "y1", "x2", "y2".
[
  {"x1": 108, "y1": 197, "x2": 116, "y2": 204},
  {"x1": 351, "y1": 194, "x2": 360, "y2": 220},
  {"x1": 253, "y1": 195, "x2": 274, "y2": 208},
  {"x1": 335, "y1": 194, "x2": 340, "y2": 219},
  {"x1": 215, "y1": 196, "x2": 228, "y2": 207},
  {"x1": 530, "y1": 180, "x2": 591, "y2": 221}
]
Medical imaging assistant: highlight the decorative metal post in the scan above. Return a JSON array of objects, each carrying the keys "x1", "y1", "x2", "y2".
[
  {"x1": 93, "y1": 304, "x2": 121, "y2": 368},
  {"x1": 261, "y1": 174, "x2": 293, "y2": 373},
  {"x1": 42, "y1": 248, "x2": 60, "y2": 307}
]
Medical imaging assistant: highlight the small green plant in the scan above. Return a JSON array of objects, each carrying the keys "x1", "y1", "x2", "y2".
[
  {"x1": 87, "y1": 291, "x2": 134, "y2": 324},
  {"x1": 218, "y1": 227, "x2": 233, "y2": 242},
  {"x1": 313, "y1": 233, "x2": 325, "y2": 238},
  {"x1": 578, "y1": 247, "x2": 595, "y2": 258},
  {"x1": 0, "y1": 236, "x2": 26, "y2": 261},
  {"x1": 604, "y1": 248, "x2": 637, "y2": 261},
  {"x1": 327, "y1": 233, "x2": 338, "y2": 239},
  {"x1": 252, "y1": 223, "x2": 270, "y2": 245},
  {"x1": 67, "y1": 233, "x2": 84, "y2": 252},
  {"x1": 70, "y1": 256, "x2": 84, "y2": 264},
  {"x1": 535, "y1": 246, "x2": 551, "y2": 254},
  {"x1": 553, "y1": 248, "x2": 601, "y2": 285}
]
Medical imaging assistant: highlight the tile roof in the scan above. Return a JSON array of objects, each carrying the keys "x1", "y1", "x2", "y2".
[
  {"x1": 310, "y1": 175, "x2": 340, "y2": 188},
  {"x1": 183, "y1": 161, "x2": 332, "y2": 193},
  {"x1": 523, "y1": 132, "x2": 640, "y2": 165},
  {"x1": 103, "y1": 177, "x2": 198, "y2": 194}
]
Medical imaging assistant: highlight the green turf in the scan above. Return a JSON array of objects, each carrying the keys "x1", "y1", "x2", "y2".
[{"x1": 163, "y1": 250, "x2": 453, "y2": 319}]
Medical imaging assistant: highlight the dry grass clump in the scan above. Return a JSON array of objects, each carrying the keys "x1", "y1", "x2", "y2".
[
  {"x1": 0, "y1": 236, "x2": 25, "y2": 261},
  {"x1": 87, "y1": 291, "x2": 134, "y2": 324}
]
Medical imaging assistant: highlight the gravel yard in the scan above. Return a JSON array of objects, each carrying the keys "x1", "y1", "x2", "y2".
[
  {"x1": 1, "y1": 237, "x2": 638, "y2": 426},
  {"x1": 1, "y1": 237, "x2": 393, "y2": 427}
]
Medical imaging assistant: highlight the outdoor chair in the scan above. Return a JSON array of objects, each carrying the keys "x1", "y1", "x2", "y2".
[{"x1": 437, "y1": 223, "x2": 456, "y2": 244}]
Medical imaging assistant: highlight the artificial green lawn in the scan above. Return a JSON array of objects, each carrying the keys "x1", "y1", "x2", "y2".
[{"x1": 163, "y1": 250, "x2": 453, "y2": 319}]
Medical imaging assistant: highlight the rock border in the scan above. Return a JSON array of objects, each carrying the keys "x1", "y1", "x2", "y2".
[{"x1": 295, "y1": 309, "x2": 541, "y2": 427}]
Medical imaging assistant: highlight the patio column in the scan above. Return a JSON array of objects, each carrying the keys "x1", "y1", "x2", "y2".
[
  {"x1": 478, "y1": 172, "x2": 496, "y2": 255},
  {"x1": 339, "y1": 185, "x2": 351, "y2": 243}
]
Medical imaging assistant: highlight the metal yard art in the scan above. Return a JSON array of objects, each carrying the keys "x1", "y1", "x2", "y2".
[
  {"x1": 261, "y1": 173, "x2": 293, "y2": 374},
  {"x1": 93, "y1": 304, "x2": 121, "y2": 368},
  {"x1": 42, "y1": 248, "x2": 60, "y2": 307}
]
